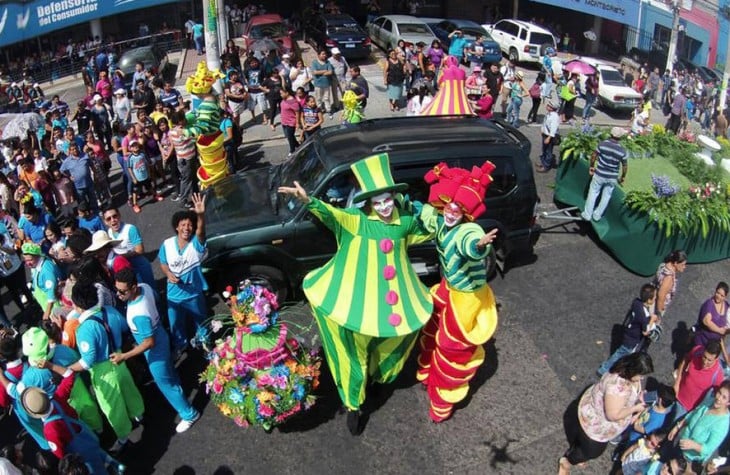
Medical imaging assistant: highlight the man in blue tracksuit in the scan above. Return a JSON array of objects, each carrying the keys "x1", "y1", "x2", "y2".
[{"x1": 111, "y1": 268, "x2": 200, "y2": 433}]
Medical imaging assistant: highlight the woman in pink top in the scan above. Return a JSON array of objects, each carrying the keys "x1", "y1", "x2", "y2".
[
  {"x1": 559, "y1": 352, "x2": 653, "y2": 474},
  {"x1": 279, "y1": 88, "x2": 301, "y2": 154},
  {"x1": 95, "y1": 70, "x2": 113, "y2": 105},
  {"x1": 474, "y1": 85, "x2": 494, "y2": 120}
]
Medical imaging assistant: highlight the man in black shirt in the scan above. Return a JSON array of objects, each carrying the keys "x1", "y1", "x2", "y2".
[
  {"x1": 346, "y1": 66, "x2": 369, "y2": 109},
  {"x1": 483, "y1": 62, "x2": 503, "y2": 104},
  {"x1": 132, "y1": 79, "x2": 155, "y2": 115}
]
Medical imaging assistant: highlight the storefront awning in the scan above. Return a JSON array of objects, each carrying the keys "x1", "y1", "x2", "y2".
[
  {"x1": 0, "y1": 0, "x2": 180, "y2": 48},
  {"x1": 530, "y1": 0, "x2": 641, "y2": 26}
]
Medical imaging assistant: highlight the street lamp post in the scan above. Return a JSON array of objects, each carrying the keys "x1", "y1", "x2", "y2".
[{"x1": 202, "y1": 0, "x2": 222, "y2": 93}]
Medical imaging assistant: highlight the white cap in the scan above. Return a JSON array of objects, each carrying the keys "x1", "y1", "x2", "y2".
[
  {"x1": 282, "y1": 53, "x2": 291, "y2": 59},
  {"x1": 32, "y1": 82, "x2": 39, "y2": 88},
  {"x1": 114, "y1": 88, "x2": 126, "y2": 95},
  {"x1": 10, "y1": 82, "x2": 17, "y2": 87},
  {"x1": 93, "y1": 94, "x2": 102, "y2": 102},
  {"x1": 331, "y1": 47, "x2": 341, "y2": 55}
]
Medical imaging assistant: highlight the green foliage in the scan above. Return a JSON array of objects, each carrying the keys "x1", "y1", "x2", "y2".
[
  {"x1": 563, "y1": 126, "x2": 730, "y2": 238},
  {"x1": 560, "y1": 129, "x2": 608, "y2": 161}
]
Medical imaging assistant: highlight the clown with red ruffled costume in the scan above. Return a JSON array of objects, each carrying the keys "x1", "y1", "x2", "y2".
[{"x1": 415, "y1": 161, "x2": 499, "y2": 423}]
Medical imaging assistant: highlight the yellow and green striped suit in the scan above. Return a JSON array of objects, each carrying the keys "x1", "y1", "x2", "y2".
[{"x1": 303, "y1": 198, "x2": 433, "y2": 409}]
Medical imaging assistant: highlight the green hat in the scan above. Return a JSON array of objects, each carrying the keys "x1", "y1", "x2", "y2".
[
  {"x1": 21, "y1": 242, "x2": 42, "y2": 256},
  {"x1": 350, "y1": 153, "x2": 407, "y2": 203},
  {"x1": 22, "y1": 327, "x2": 48, "y2": 364}
]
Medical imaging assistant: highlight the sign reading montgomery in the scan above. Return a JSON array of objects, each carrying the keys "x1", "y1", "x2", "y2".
[
  {"x1": 530, "y1": 0, "x2": 641, "y2": 26},
  {"x1": 0, "y1": 0, "x2": 178, "y2": 47}
]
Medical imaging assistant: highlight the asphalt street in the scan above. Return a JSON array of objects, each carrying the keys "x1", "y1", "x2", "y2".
[{"x1": 2, "y1": 43, "x2": 728, "y2": 474}]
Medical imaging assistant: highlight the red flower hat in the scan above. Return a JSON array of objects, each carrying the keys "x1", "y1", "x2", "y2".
[{"x1": 424, "y1": 161, "x2": 496, "y2": 221}]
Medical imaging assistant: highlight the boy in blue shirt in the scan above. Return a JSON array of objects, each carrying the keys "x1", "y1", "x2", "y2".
[
  {"x1": 76, "y1": 200, "x2": 105, "y2": 233},
  {"x1": 126, "y1": 140, "x2": 163, "y2": 213},
  {"x1": 597, "y1": 283, "x2": 658, "y2": 376}
]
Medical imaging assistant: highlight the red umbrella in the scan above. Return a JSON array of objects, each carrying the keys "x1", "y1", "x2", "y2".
[{"x1": 562, "y1": 60, "x2": 596, "y2": 75}]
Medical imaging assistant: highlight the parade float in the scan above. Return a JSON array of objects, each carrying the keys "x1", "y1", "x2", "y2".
[
  {"x1": 554, "y1": 125, "x2": 730, "y2": 276},
  {"x1": 184, "y1": 61, "x2": 229, "y2": 189},
  {"x1": 197, "y1": 281, "x2": 321, "y2": 430}
]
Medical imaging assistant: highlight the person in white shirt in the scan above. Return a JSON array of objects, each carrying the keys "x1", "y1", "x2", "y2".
[
  {"x1": 537, "y1": 101, "x2": 560, "y2": 172},
  {"x1": 328, "y1": 48, "x2": 349, "y2": 111}
]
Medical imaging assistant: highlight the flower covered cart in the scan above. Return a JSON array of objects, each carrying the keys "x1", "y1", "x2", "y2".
[
  {"x1": 198, "y1": 281, "x2": 321, "y2": 430},
  {"x1": 554, "y1": 126, "x2": 730, "y2": 276}
]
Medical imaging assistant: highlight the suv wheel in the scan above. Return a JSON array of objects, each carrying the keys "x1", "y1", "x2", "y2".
[
  {"x1": 508, "y1": 47, "x2": 519, "y2": 63},
  {"x1": 238, "y1": 265, "x2": 289, "y2": 303}
]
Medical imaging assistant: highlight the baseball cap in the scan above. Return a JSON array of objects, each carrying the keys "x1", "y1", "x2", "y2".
[
  {"x1": 282, "y1": 53, "x2": 291, "y2": 59},
  {"x1": 93, "y1": 94, "x2": 102, "y2": 102},
  {"x1": 115, "y1": 88, "x2": 126, "y2": 95},
  {"x1": 331, "y1": 47, "x2": 341, "y2": 55},
  {"x1": 611, "y1": 126, "x2": 628, "y2": 138}
]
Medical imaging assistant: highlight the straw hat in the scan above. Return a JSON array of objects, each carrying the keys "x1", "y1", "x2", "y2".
[{"x1": 84, "y1": 230, "x2": 121, "y2": 254}]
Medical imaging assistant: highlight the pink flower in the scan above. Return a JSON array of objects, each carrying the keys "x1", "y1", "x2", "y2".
[
  {"x1": 212, "y1": 380, "x2": 224, "y2": 394},
  {"x1": 258, "y1": 404, "x2": 275, "y2": 417},
  {"x1": 257, "y1": 374, "x2": 276, "y2": 386},
  {"x1": 383, "y1": 265, "x2": 396, "y2": 280},
  {"x1": 233, "y1": 416, "x2": 249, "y2": 427}
]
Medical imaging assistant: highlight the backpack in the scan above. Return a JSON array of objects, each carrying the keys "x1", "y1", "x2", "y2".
[{"x1": 529, "y1": 82, "x2": 541, "y2": 99}]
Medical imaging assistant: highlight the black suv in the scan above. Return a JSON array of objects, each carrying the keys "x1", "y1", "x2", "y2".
[{"x1": 203, "y1": 116, "x2": 540, "y2": 300}]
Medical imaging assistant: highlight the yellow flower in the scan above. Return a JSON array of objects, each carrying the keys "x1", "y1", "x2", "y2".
[
  {"x1": 218, "y1": 403, "x2": 232, "y2": 416},
  {"x1": 257, "y1": 391, "x2": 275, "y2": 403}
]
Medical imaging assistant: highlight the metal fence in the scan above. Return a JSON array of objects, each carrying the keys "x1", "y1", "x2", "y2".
[{"x1": 5, "y1": 31, "x2": 185, "y2": 85}]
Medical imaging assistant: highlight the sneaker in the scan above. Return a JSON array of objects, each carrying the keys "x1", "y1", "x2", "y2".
[
  {"x1": 165, "y1": 183, "x2": 175, "y2": 190},
  {"x1": 109, "y1": 438, "x2": 128, "y2": 454},
  {"x1": 132, "y1": 205, "x2": 142, "y2": 214},
  {"x1": 328, "y1": 113, "x2": 334, "y2": 120},
  {"x1": 171, "y1": 194, "x2": 181, "y2": 202},
  {"x1": 175, "y1": 412, "x2": 200, "y2": 433},
  {"x1": 154, "y1": 194, "x2": 164, "y2": 202}
]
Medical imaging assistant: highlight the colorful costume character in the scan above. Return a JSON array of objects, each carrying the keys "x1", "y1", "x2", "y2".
[
  {"x1": 199, "y1": 282, "x2": 321, "y2": 430},
  {"x1": 341, "y1": 90, "x2": 364, "y2": 124},
  {"x1": 421, "y1": 56, "x2": 474, "y2": 116},
  {"x1": 278, "y1": 153, "x2": 433, "y2": 435},
  {"x1": 416, "y1": 161, "x2": 499, "y2": 422}
]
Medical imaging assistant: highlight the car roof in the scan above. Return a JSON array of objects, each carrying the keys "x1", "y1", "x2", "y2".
[
  {"x1": 496, "y1": 19, "x2": 552, "y2": 34},
  {"x1": 441, "y1": 19, "x2": 482, "y2": 28},
  {"x1": 314, "y1": 116, "x2": 522, "y2": 170},
  {"x1": 249, "y1": 14, "x2": 284, "y2": 25},
  {"x1": 323, "y1": 13, "x2": 357, "y2": 21},
  {"x1": 377, "y1": 15, "x2": 428, "y2": 24}
]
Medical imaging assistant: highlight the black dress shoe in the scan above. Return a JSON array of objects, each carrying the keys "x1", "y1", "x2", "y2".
[{"x1": 346, "y1": 410, "x2": 363, "y2": 436}]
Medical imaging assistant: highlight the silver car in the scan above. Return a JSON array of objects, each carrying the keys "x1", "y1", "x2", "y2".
[{"x1": 367, "y1": 15, "x2": 438, "y2": 51}]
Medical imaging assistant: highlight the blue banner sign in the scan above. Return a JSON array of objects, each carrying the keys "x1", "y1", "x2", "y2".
[
  {"x1": 529, "y1": 0, "x2": 641, "y2": 26},
  {"x1": 0, "y1": 0, "x2": 179, "y2": 47}
]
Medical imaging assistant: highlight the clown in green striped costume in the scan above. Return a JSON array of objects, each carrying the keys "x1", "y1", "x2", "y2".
[{"x1": 279, "y1": 153, "x2": 433, "y2": 435}]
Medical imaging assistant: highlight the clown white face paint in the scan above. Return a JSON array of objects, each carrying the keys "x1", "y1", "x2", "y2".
[
  {"x1": 371, "y1": 192, "x2": 395, "y2": 221},
  {"x1": 443, "y1": 202, "x2": 464, "y2": 227}
]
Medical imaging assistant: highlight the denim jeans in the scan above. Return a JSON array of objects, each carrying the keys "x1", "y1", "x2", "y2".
[
  {"x1": 581, "y1": 174, "x2": 617, "y2": 221},
  {"x1": 539, "y1": 135, "x2": 556, "y2": 169},
  {"x1": 0, "y1": 304, "x2": 11, "y2": 328},
  {"x1": 597, "y1": 342, "x2": 640, "y2": 376},
  {"x1": 194, "y1": 36, "x2": 204, "y2": 54},
  {"x1": 508, "y1": 97, "x2": 522, "y2": 127},
  {"x1": 582, "y1": 94, "x2": 595, "y2": 120}
]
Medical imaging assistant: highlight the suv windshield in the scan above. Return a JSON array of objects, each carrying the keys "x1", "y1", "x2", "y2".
[
  {"x1": 278, "y1": 144, "x2": 326, "y2": 213},
  {"x1": 250, "y1": 22, "x2": 288, "y2": 39},
  {"x1": 528, "y1": 32, "x2": 554, "y2": 46}
]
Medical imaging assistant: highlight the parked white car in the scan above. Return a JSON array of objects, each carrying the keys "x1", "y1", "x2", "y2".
[
  {"x1": 367, "y1": 15, "x2": 438, "y2": 51},
  {"x1": 483, "y1": 19, "x2": 556, "y2": 64},
  {"x1": 575, "y1": 57, "x2": 642, "y2": 111}
]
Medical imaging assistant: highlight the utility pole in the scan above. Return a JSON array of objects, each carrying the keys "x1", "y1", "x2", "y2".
[
  {"x1": 664, "y1": 0, "x2": 681, "y2": 73},
  {"x1": 721, "y1": 10, "x2": 730, "y2": 112},
  {"x1": 202, "y1": 0, "x2": 222, "y2": 93}
]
